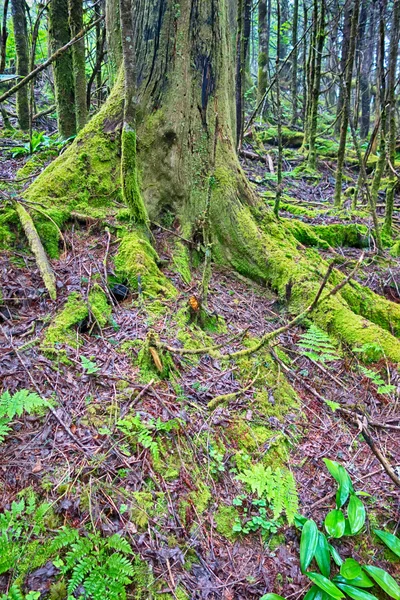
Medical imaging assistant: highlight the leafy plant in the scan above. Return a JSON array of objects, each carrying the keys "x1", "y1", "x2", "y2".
[
  {"x1": 80, "y1": 355, "x2": 100, "y2": 375},
  {"x1": 359, "y1": 366, "x2": 396, "y2": 396},
  {"x1": 232, "y1": 496, "x2": 279, "y2": 536},
  {"x1": 236, "y1": 463, "x2": 298, "y2": 524},
  {"x1": 11, "y1": 132, "x2": 75, "y2": 158},
  {"x1": 117, "y1": 413, "x2": 180, "y2": 462},
  {"x1": 374, "y1": 529, "x2": 400, "y2": 558},
  {"x1": 208, "y1": 444, "x2": 226, "y2": 476},
  {"x1": 0, "y1": 492, "x2": 51, "y2": 576},
  {"x1": 265, "y1": 460, "x2": 400, "y2": 600},
  {"x1": 0, "y1": 389, "x2": 50, "y2": 443},
  {"x1": 52, "y1": 527, "x2": 135, "y2": 600},
  {"x1": 297, "y1": 325, "x2": 339, "y2": 364}
]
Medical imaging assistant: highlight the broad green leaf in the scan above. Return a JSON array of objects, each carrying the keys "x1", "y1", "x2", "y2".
[
  {"x1": 340, "y1": 558, "x2": 362, "y2": 580},
  {"x1": 307, "y1": 573, "x2": 345, "y2": 600},
  {"x1": 328, "y1": 544, "x2": 343, "y2": 567},
  {"x1": 336, "y1": 583, "x2": 378, "y2": 600},
  {"x1": 348, "y1": 495, "x2": 366, "y2": 534},
  {"x1": 259, "y1": 595, "x2": 286, "y2": 600},
  {"x1": 323, "y1": 459, "x2": 341, "y2": 481},
  {"x1": 304, "y1": 586, "x2": 324, "y2": 600},
  {"x1": 363, "y1": 566, "x2": 400, "y2": 600},
  {"x1": 315, "y1": 532, "x2": 331, "y2": 578},
  {"x1": 323, "y1": 459, "x2": 354, "y2": 507},
  {"x1": 300, "y1": 519, "x2": 319, "y2": 573},
  {"x1": 333, "y1": 574, "x2": 374, "y2": 589},
  {"x1": 374, "y1": 529, "x2": 400, "y2": 558},
  {"x1": 325, "y1": 510, "x2": 346, "y2": 538},
  {"x1": 303, "y1": 586, "x2": 335, "y2": 600}
]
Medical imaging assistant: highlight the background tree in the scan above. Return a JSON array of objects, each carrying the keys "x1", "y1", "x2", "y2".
[{"x1": 10, "y1": 0, "x2": 29, "y2": 130}]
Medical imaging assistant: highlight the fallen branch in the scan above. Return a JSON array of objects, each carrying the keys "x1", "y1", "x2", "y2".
[{"x1": 14, "y1": 201, "x2": 57, "y2": 300}]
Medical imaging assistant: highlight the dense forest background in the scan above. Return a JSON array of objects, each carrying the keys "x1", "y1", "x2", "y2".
[{"x1": 0, "y1": 0, "x2": 400, "y2": 599}]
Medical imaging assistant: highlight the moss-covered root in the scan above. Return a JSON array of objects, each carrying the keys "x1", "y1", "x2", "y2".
[
  {"x1": 42, "y1": 292, "x2": 88, "y2": 352},
  {"x1": 120, "y1": 126, "x2": 148, "y2": 223},
  {"x1": 14, "y1": 202, "x2": 57, "y2": 300},
  {"x1": 114, "y1": 229, "x2": 176, "y2": 298}
]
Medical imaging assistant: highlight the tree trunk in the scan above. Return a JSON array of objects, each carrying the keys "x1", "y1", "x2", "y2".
[
  {"x1": 334, "y1": 0, "x2": 360, "y2": 207},
  {"x1": 257, "y1": 0, "x2": 270, "y2": 112},
  {"x1": 23, "y1": 0, "x2": 400, "y2": 362},
  {"x1": 10, "y1": 0, "x2": 29, "y2": 130},
  {"x1": 68, "y1": 0, "x2": 87, "y2": 131},
  {"x1": 334, "y1": 2, "x2": 352, "y2": 135},
  {"x1": 0, "y1": 0, "x2": 9, "y2": 73},
  {"x1": 290, "y1": 0, "x2": 299, "y2": 127},
  {"x1": 359, "y1": 0, "x2": 376, "y2": 139},
  {"x1": 307, "y1": 0, "x2": 326, "y2": 169},
  {"x1": 49, "y1": 0, "x2": 76, "y2": 138},
  {"x1": 383, "y1": 0, "x2": 400, "y2": 235}
]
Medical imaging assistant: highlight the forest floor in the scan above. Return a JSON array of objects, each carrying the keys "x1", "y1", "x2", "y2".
[{"x1": 0, "y1": 125, "x2": 399, "y2": 600}]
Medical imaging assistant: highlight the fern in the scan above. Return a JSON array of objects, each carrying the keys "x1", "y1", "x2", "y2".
[
  {"x1": 53, "y1": 528, "x2": 134, "y2": 600},
  {"x1": 0, "y1": 390, "x2": 50, "y2": 444},
  {"x1": 359, "y1": 366, "x2": 396, "y2": 395},
  {"x1": 297, "y1": 325, "x2": 339, "y2": 364},
  {"x1": 117, "y1": 413, "x2": 180, "y2": 462},
  {"x1": 236, "y1": 463, "x2": 298, "y2": 524}
]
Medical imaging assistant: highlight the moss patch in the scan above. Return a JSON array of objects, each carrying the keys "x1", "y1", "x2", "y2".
[{"x1": 42, "y1": 292, "x2": 88, "y2": 352}]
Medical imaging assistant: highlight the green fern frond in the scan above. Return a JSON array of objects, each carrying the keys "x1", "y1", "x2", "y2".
[
  {"x1": 107, "y1": 534, "x2": 133, "y2": 555},
  {"x1": 298, "y1": 325, "x2": 339, "y2": 364}
]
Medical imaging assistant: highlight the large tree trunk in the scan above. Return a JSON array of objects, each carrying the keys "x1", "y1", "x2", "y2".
[{"x1": 23, "y1": 0, "x2": 400, "y2": 362}]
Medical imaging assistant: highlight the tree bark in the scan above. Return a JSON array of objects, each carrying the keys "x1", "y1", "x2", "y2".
[
  {"x1": 290, "y1": 0, "x2": 299, "y2": 127},
  {"x1": 383, "y1": 0, "x2": 400, "y2": 234},
  {"x1": 257, "y1": 0, "x2": 271, "y2": 113},
  {"x1": 49, "y1": 0, "x2": 76, "y2": 138},
  {"x1": 10, "y1": 0, "x2": 29, "y2": 130},
  {"x1": 334, "y1": 1, "x2": 352, "y2": 135},
  {"x1": 359, "y1": 0, "x2": 376, "y2": 139},
  {"x1": 68, "y1": 0, "x2": 87, "y2": 130},
  {"x1": 334, "y1": 0, "x2": 361, "y2": 207},
  {"x1": 0, "y1": 0, "x2": 9, "y2": 73}
]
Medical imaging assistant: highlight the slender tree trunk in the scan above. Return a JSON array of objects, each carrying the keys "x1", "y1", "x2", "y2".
[
  {"x1": 68, "y1": 0, "x2": 87, "y2": 130},
  {"x1": 236, "y1": 0, "x2": 252, "y2": 147},
  {"x1": 334, "y1": 2, "x2": 352, "y2": 135},
  {"x1": 307, "y1": 0, "x2": 326, "y2": 169},
  {"x1": 334, "y1": 0, "x2": 361, "y2": 207},
  {"x1": 370, "y1": 0, "x2": 386, "y2": 210},
  {"x1": 0, "y1": 0, "x2": 9, "y2": 73},
  {"x1": 383, "y1": 0, "x2": 400, "y2": 235},
  {"x1": 301, "y1": 0, "x2": 308, "y2": 125},
  {"x1": 257, "y1": 0, "x2": 268, "y2": 104},
  {"x1": 359, "y1": 0, "x2": 376, "y2": 139},
  {"x1": 274, "y1": 0, "x2": 282, "y2": 217},
  {"x1": 49, "y1": 0, "x2": 76, "y2": 138},
  {"x1": 10, "y1": 0, "x2": 29, "y2": 130},
  {"x1": 290, "y1": 0, "x2": 299, "y2": 126}
]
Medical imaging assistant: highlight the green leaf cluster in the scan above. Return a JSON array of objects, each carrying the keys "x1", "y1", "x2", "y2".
[
  {"x1": 297, "y1": 325, "x2": 339, "y2": 364},
  {"x1": 0, "y1": 389, "x2": 50, "y2": 444}
]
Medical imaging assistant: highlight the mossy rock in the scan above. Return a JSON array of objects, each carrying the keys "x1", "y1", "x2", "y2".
[{"x1": 257, "y1": 127, "x2": 304, "y2": 148}]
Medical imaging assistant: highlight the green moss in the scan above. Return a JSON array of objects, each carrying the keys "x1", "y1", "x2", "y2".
[
  {"x1": 88, "y1": 284, "x2": 112, "y2": 328},
  {"x1": 188, "y1": 481, "x2": 211, "y2": 514},
  {"x1": 172, "y1": 241, "x2": 192, "y2": 283},
  {"x1": 214, "y1": 505, "x2": 239, "y2": 540},
  {"x1": 257, "y1": 127, "x2": 304, "y2": 148},
  {"x1": 24, "y1": 73, "x2": 124, "y2": 219},
  {"x1": 285, "y1": 219, "x2": 370, "y2": 249},
  {"x1": 136, "y1": 332, "x2": 176, "y2": 382},
  {"x1": 42, "y1": 292, "x2": 88, "y2": 351},
  {"x1": 120, "y1": 127, "x2": 148, "y2": 223},
  {"x1": 114, "y1": 229, "x2": 176, "y2": 298},
  {"x1": 269, "y1": 533, "x2": 285, "y2": 551},
  {"x1": 49, "y1": 580, "x2": 68, "y2": 600},
  {"x1": 390, "y1": 241, "x2": 400, "y2": 257}
]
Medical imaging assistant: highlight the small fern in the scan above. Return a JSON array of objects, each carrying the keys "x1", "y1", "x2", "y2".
[
  {"x1": 117, "y1": 413, "x2": 180, "y2": 462},
  {"x1": 359, "y1": 366, "x2": 396, "y2": 395},
  {"x1": 53, "y1": 527, "x2": 135, "y2": 600},
  {"x1": 0, "y1": 390, "x2": 50, "y2": 443},
  {"x1": 236, "y1": 463, "x2": 299, "y2": 524},
  {"x1": 297, "y1": 325, "x2": 339, "y2": 364}
]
